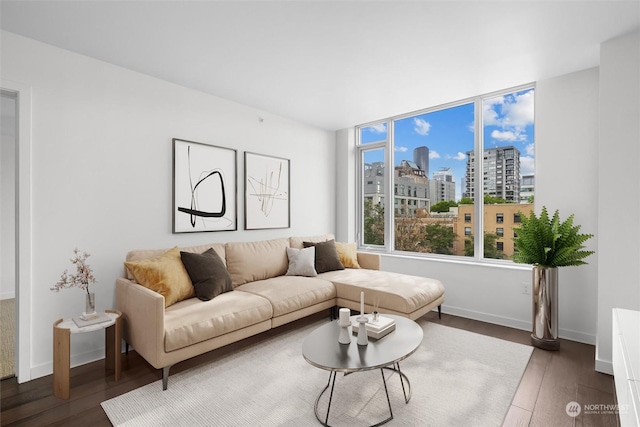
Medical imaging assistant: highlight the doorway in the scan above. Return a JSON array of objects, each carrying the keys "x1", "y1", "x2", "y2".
[
  {"x1": 1, "y1": 80, "x2": 32, "y2": 384},
  {"x1": 1, "y1": 89, "x2": 17, "y2": 379}
]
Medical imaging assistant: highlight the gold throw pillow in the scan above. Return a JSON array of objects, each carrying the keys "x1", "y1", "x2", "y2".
[
  {"x1": 335, "y1": 242, "x2": 361, "y2": 269},
  {"x1": 124, "y1": 246, "x2": 195, "y2": 308}
]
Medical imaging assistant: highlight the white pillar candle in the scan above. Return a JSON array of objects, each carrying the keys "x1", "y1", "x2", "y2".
[
  {"x1": 360, "y1": 291, "x2": 365, "y2": 316},
  {"x1": 339, "y1": 308, "x2": 350, "y2": 326}
]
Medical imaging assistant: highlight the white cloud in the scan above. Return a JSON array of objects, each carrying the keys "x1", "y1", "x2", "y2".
[
  {"x1": 483, "y1": 89, "x2": 534, "y2": 131},
  {"x1": 429, "y1": 150, "x2": 440, "y2": 159},
  {"x1": 413, "y1": 118, "x2": 431, "y2": 136},
  {"x1": 491, "y1": 129, "x2": 526, "y2": 142},
  {"x1": 520, "y1": 156, "x2": 535, "y2": 176},
  {"x1": 501, "y1": 91, "x2": 534, "y2": 128},
  {"x1": 366, "y1": 123, "x2": 387, "y2": 134},
  {"x1": 525, "y1": 143, "x2": 534, "y2": 156},
  {"x1": 482, "y1": 99, "x2": 502, "y2": 127},
  {"x1": 395, "y1": 146, "x2": 408, "y2": 153},
  {"x1": 446, "y1": 152, "x2": 467, "y2": 160}
]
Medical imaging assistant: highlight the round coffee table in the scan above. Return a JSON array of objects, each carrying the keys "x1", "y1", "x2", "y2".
[{"x1": 302, "y1": 314, "x2": 423, "y2": 426}]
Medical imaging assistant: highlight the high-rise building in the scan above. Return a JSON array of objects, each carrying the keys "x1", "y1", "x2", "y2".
[
  {"x1": 413, "y1": 146, "x2": 429, "y2": 178},
  {"x1": 465, "y1": 146, "x2": 521, "y2": 202},
  {"x1": 428, "y1": 179, "x2": 456, "y2": 204}
]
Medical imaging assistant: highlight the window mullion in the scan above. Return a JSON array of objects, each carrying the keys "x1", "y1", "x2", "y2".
[
  {"x1": 474, "y1": 98, "x2": 483, "y2": 260},
  {"x1": 386, "y1": 121, "x2": 394, "y2": 253}
]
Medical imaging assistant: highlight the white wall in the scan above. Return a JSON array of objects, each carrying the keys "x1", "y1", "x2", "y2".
[
  {"x1": 535, "y1": 67, "x2": 600, "y2": 345},
  {"x1": 1, "y1": 31, "x2": 336, "y2": 379},
  {"x1": 596, "y1": 31, "x2": 640, "y2": 374},
  {"x1": 1, "y1": 93, "x2": 17, "y2": 299},
  {"x1": 336, "y1": 66, "x2": 601, "y2": 345}
]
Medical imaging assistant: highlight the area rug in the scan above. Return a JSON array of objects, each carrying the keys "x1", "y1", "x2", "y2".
[
  {"x1": 102, "y1": 319, "x2": 532, "y2": 426},
  {"x1": 0, "y1": 298, "x2": 15, "y2": 379}
]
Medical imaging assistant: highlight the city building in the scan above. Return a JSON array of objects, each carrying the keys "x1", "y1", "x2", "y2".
[
  {"x1": 364, "y1": 161, "x2": 431, "y2": 216},
  {"x1": 520, "y1": 174, "x2": 535, "y2": 203},
  {"x1": 465, "y1": 146, "x2": 521, "y2": 203},
  {"x1": 394, "y1": 161, "x2": 430, "y2": 216},
  {"x1": 363, "y1": 162, "x2": 385, "y2": 206},
  {"x1": 433, "y1": 167, "x2": 454, "y2": 182},
  {"x1": 413, "y1": 146, "x2": 429, "y2": 178},
  {"x1": 455, "y1": 203, "x2": 534, "y2": 257},
  {"x1": 428, "y1": 179, "x2": 456, "y2": 204}
]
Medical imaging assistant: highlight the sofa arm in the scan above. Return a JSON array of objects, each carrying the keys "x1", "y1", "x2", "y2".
[
  {"x1": 357, "y1": 252, "x2": 380, "y2": 271},
  {"x1": 115, "y1": 278, "x2": 165, "y2": 369}
]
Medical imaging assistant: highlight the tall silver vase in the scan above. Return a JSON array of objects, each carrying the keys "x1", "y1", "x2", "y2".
[{"x1": 531, "y1": 267, "x2": 560, "y2": 350}]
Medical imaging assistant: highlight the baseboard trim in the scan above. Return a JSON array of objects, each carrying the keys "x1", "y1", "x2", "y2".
[
  {"x1": 442, "y1": 304, "x2": 596, "y2": 345},
  {"x1": 30, "y1": 348, "x2": 106, "y2": 380},
  {"x1": 443, "y1": 304, "x2": 531, "y2": 332},
  {"x1": 595, "y1": 358, "x2": 613, "y2": 375}
]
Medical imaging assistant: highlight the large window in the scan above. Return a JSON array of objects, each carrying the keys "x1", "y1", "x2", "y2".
[{"x1": 358, "y1": 86, "x2": 535, "y2": 262}]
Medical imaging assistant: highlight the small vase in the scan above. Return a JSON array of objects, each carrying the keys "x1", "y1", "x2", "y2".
[
  {"x1": 357, "y1": 317, "x2": 368, "y2": 346},
  {"x1": 85, "y1": 292, "x2": 96, "y2": 315}
]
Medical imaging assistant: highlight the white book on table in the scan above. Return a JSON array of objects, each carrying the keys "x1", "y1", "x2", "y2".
[{"x1": 365, "y1": 316, "x2": 395, "y2": 332}]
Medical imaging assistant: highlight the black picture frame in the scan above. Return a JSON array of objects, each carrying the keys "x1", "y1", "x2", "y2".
[
  {"x1": 244, "y1": 151, "x2": 290, "y2": 230},
  {"x1": 173, "y1": 138, "x2": 237, "y2": 233}
]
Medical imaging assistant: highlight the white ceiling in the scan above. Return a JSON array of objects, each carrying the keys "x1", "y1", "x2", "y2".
[{"x1": 1, "y1": 1, "x2": 639, "y2": 130}]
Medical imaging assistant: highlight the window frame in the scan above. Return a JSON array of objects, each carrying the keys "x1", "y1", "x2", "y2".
[{"x1": 356, "y1": 83, "x2": 534, "y2": 265}]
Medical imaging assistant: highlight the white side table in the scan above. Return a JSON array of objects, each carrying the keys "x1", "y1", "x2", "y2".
[{"x1": 53, "y1": 309, "x2": 122, "y2": 399}]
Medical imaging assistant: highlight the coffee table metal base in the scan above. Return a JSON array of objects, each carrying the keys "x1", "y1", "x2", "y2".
[{"x1": 313, "y1": 362, "x2": 411, "y2": 427}]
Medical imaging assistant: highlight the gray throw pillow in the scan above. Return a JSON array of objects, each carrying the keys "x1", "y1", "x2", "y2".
[
  {"x1": 180, "y1": 248, "x2": 233, "y2": 301},
  {"x1": 285, "y1": 246, "x2": 318, "y2": 277},
  {"x1": 303, "y1": 239, "x2": 345, "y2": 274}
]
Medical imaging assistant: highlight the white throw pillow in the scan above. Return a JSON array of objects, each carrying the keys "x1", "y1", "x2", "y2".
[{"x1": 285, "y1": 246, "x2": 318, "y2": 277}]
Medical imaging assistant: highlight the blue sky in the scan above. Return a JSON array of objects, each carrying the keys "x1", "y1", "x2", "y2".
[{"x1": 360, "y1": 88, "x2": 535, "y2": 200}]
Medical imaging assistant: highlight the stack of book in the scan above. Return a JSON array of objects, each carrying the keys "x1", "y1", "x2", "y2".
[
  {"x1": 352, "y1": 315, "x2": 396, "y2": 339},
  {"x1": 72, "y1": 312, "x2": 112, "y2": 328}
]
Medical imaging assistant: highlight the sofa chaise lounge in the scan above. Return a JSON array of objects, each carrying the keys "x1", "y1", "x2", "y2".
[{"x1": 115, "y1": 235, "x2": 445, "y2": 389}]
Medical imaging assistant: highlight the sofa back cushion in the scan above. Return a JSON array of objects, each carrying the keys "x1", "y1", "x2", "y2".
[
  {"x1": 289, "y1": 234, "x2": 335, "y2": 249},
  {"x1": 125, "y1": 243, "x2": 226, "y2": 280},
  {"x1": 225, "y1": 238, "x2": 290, "y2": 286}
]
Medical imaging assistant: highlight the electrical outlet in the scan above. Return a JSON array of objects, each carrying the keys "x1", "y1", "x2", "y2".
[{"x1": 522, "y1": 282, "x2": 530, "y2": 295}]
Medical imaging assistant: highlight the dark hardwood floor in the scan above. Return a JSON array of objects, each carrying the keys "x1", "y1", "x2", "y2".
[{"x1": 1, "y1": 311, "x2": 616, "y2": 426}]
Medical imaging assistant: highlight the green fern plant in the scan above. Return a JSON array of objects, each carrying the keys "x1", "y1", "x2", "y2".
[{"x1": 513, "y1": 206, "x2": 595, "y2": 267}]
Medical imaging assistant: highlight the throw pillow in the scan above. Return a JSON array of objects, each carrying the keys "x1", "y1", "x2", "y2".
[
  {"x1": 285, "y1": 246, "x2": 318, "y2": 277},
  {"x1": 180, "y1": 248, "x2": 233, "y2": 301},
  {"x1": 303, "y1": 239, "x2": 345, "y2": 274},
  {"x1": 335, "y1": 242, "x2": 361, "y2": 269},
  {"x1": 124, "y1": 247, "x2": 195, "y2": 308}
]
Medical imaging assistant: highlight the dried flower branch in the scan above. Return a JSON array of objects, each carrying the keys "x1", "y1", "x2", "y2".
[{"x1": 50, "y1": 248, "x2": 97, "y2": 294}]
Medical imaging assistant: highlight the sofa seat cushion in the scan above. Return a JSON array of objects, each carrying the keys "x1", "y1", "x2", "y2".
[
  {"x1": 164, "y1": 291, "x2": 273, "y2": 352},
  {"x1": 319, "y1": 269, "x2": 445, "y2": 314},
  {"x1": 235, "y1": 276, "x2": 336, "y2": 318}
]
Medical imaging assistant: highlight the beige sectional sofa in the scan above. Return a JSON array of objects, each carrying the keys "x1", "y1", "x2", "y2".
[{"x1": 115, "y1": 235, "x2": 445, "y2": 389}]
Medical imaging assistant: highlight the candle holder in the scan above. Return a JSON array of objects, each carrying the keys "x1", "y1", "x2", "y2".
[
  {"x1": 338, "y1": 321, "x2": 351, "y2": 345},
  {"x1": 357, "y1": 316, "x2": 369, "y2": 346}
]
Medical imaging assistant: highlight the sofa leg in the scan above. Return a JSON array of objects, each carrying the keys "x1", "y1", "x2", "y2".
[
  {"x1": 438, "y1": 305, "x2": 442, "y2": 319},
  {"x1": 162, "y1": 366, "x2": 171, "y2": 390}
]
